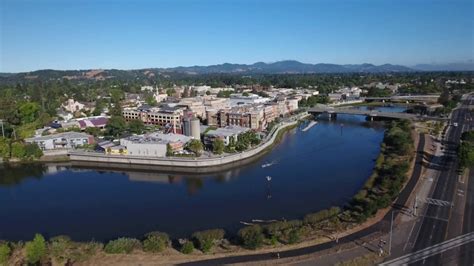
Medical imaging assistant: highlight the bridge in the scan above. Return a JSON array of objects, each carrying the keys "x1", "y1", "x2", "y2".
[
  {"x1": 364, "y1": 94, "x2": 440, "y2": 103},
  {"x1": 308, "y1": 107, "x2": 447, "y2": 121}
]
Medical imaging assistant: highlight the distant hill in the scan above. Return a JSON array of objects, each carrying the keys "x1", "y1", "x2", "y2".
[
  {"x1": 165, "y1": 60, "x2": 414, "y2": 74},
  {"x1": 2, "y1": 60, "x2": 473, "y2": 84},
  {"x1": 412, "y1": 61, "x2": 474, "y2": 71}
]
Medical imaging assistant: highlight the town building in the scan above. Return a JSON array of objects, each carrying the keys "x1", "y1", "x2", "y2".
[
  {"x1": 25, "y1": 132, "x2": 94, "y2": 150},
  {"x1": 62, "y1": 99, "x2": 85, "y2": 113},
  {"x1": 204, "y1": 126, "x2": 250, "y2": 146},
  {"x1": 120, "y1": 132, "x2": 192, "y2": 157},
  {"x1": 229, "y1": 93, "x2": 270, "y2": 106},
  {"x1": 122, "y1": 106, "x2": 185, "y2": 134}
]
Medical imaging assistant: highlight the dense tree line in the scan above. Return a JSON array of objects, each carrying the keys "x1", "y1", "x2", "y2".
[{"x1": 350, "y1": 120, "x2": 413, "y2": 222}]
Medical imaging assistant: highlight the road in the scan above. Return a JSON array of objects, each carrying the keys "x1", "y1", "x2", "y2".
[
  {"x1": 460, "y1": 168, "x2": 474, "y2": 265},
  {"x1": 409, "y1": 95, "x2": 473, "y2": 265}
]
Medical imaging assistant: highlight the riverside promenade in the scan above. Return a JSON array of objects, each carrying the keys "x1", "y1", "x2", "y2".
[{"x1": 69, "y1": 118, "x2": 302, "y2": 170}]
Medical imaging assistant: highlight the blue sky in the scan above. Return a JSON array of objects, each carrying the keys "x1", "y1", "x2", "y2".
[{"x1": 1, "y1": 0, "x2": 473, "y2": 72}]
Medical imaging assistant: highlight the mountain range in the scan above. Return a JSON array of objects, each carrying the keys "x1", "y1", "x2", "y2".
[{"x1": 0, "y1": 60, "x2": 472, "y2": 83}]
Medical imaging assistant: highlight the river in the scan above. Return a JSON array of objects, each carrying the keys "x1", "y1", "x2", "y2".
[{"x1": 0, "y1": 108, "x2": 404, "y2": 241}]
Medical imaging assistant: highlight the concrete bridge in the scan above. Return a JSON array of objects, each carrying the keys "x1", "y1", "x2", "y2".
[
  {"x1": 308, "y1": 107, "x2": 447, "y2": 121},
  {"x1": 364, "y1": 95, "x2": 440, "y2": 103}
]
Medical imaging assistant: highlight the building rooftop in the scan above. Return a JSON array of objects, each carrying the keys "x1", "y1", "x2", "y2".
[
  {"x1": 124, "y1": 132, "x2": 193, "y2": 145},
  {"x1": 206, "y1": 126, "x2": 249, "y2": 137},
  {"x1": 26, "y1": 132, "x2": 92, "y2": 142}
]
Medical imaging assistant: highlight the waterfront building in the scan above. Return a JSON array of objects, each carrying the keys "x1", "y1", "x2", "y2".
[
  {"x1": 106, "y1": 145, "x2": 128, "y2": 155},
  {"x1": 122, "y1": 106, "x2": 184, "y2": 134},
  {"x1": 120, "y1": 132, "x2": 192, "y2": 157},
  {"x1": 204, "y1": 126, "x2": 250, "y2": 146},
  {"x1": 25, "y1": 132, "x2": 94, "y2": 150}
]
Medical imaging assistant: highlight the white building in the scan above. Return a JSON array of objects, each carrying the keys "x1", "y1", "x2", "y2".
[
  {"x1": 204, "y1": 126, "x2": 249, "y2": 146},
  {"x1": 25, "y1": 132, "x2": 94, "y2": 150},
  {"x1": 62, "y1": 99, "x2": 85, "y2": 113},
  {"x1": 229, "y1": 93, "x2": 270, "y2": 107},
  {"x1": 120, "y1": 132, "x2": 193, "y2": 157}
]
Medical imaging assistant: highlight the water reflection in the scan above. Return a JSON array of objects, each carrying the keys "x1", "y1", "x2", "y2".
[{"x1": 0, "y1": 164, "x2": 47, "y2": 187}]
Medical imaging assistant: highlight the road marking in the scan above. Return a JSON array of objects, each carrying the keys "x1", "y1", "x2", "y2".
[
  {"x1": 422, "y1": 198, "x2": 452, "y2": 207},
  {"x1": 381, "y1": 232, "x2": 474, "y2": 266}
]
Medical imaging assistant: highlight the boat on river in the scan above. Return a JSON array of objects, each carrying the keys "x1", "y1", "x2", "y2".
[{"x1": 261, "y1": 160, "x2": 277, "y2": 168}]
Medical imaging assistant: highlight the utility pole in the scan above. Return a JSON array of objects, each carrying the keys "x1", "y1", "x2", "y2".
[
  {"x1": 0, "y1": 119, "x2": 4, "y2": 138},
  {"x1": 413, "y1": 195, "x2": 418, "y2": 216}
]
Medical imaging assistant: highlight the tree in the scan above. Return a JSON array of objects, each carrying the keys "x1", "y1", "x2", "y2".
[
  {"x1": 180, "y1": 240, "x2": 194, "y2": 254},
  {"x1": 18, "y1": 102, "x2": 40, "y2": 124},
  {"x1": 187, "y1": 139, "x2": 203, "y2": 156},
  {"x1": 10, "y1": 142, "x2": 26, "y2": 159},
  {"x1": 166, "y1": 88, "x2": 176, "y2": 96},
  {"x1": 109, "y1": 104, "x2": 123, "y2": 116},
  {"x1": 145, "y1": 96, "x2": 157, "y2": 106},
  {"x1": 25, "y1": 234, "x2": 47, "y2": 264},
  {"x1": 205, "y1": 90, "x2": 211, "y2": 95},
  {"x1": 242, "y1": 92, "x2": 250, "y2": 97},
  {"x1": 212, "y1": 138, "x2": 225, "y2": 155},
  {"x1": 85, "y1": 127, "x2": 101, "y2": 137},
  {"x1": 128, "y1": 119, "x2": 145, "y2": 134},
  {"x1": 0, "y1": 138, "x2": 9, "y2": 158},
  {"x1": 24, "y1": 143, "x2": 43, "y2": 159},
  {"x1": 110, "y1": 88, "x2": 124, "y2": 103},
  {"x1": 106, "y1": 116, "x2": 127, "y2": 137},
  {"x1": 191, "y1": 229, "x2": 225, "y2": 253},
  {"x1": 104, "y1": 238, "x2": 141, "y2": 254},
  {"x1": 0, "y1": 242, "x2": 11, "y2": 265},
  {"x1": 143, "y1": 232, "x2": 170, "y2": 253},
  {"x1": 238, "y1": 225, "x2": 264, "y2": 250}
]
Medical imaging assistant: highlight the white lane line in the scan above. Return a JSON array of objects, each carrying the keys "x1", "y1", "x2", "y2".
[{"x1": 380, "y1": 232, "x2": 474, "y2": 266}]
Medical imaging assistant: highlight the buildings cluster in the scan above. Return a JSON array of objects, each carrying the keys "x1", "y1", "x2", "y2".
[
  {"x1": 122, "y1": 92, "x2": 300, "y2": 133},
  {"x1": 28, "y1": 85, "x2": 309, "y2": 156}
]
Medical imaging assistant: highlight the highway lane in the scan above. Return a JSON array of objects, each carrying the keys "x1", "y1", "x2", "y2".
[
  {"x1": 411, "y1": 97, "x2": 471, "y2": 265},
  {"x1": 460, "y1": 164, "x2": 474, "y2": 265}
]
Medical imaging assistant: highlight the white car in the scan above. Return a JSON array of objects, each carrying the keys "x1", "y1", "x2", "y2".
[{"x1": 453, "y1": 123, "x2": 458, "y2": 127}]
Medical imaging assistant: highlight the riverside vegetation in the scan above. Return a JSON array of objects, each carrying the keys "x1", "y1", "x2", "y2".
[{"x1": 0, "y1": 119, "x2": 415, "y2": 265}]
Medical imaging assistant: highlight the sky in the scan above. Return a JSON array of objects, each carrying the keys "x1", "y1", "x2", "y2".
[{"x1": 1, "y1": 0, "x2": 473, "y2": 72}]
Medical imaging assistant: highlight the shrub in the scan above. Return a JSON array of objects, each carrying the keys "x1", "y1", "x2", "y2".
[
  {"x1": 104, "y1": 238, "x2": 141, "y2": 254},
  {"x1": 238, "y1": 225, "x2": 264, "y2": 250},
  {"x1": 191, "y1": 229, "x2": 225, "y2": 253},
  {"x1": 49, "y1": 235, "x2": 72, "y2": 264},
  {"x1": 304, "y1": 207, "x2": 340, "y2": 226},
  {"x1": 180, "y1": 240, "x2": 194, "y2": 254},
  {"x1": 69, "y1": 242, "x2": 103, "y2": 262},
  {"x1": 0, "y1": 243, "x2": 11, "y2": 266},
  {"x1": 25, "y1": 234, "x2": 47, "y2": 264},
  {"x1": 288, "y1": 228, "x2": 302, "y2": 244},
  {"x1": 143, "y1": 232, "x2": 169, "y2": 253}
]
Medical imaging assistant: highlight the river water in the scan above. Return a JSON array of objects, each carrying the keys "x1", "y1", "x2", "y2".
[{"x1": 0, "y1": 108, "x2": 404, "y2": 241}]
